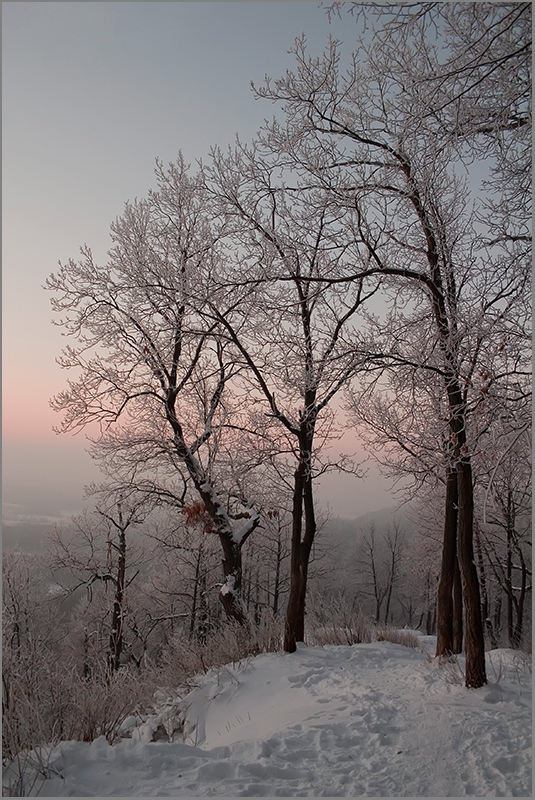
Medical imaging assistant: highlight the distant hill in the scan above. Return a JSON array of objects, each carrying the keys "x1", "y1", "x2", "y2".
[
  {"x1": 322, "y1": 502, "x2": 415, "y2": 556},
  {"x1": 2, "y1": 502, "x2": 418, "y2": 578},
  {"x1": 2, "y1": 520, "x2": 55, "y2": 552},
  {"x1": 313, "y1": 503, "x2": 418, "y2": 591}
]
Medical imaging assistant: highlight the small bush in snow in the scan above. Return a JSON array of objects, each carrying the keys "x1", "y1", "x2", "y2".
[
  {"x1": 375, "y1": 627, "x2": 420, "y2": 649},
  {"x1": 486, "y1": 649, "x2": 532, "y2": 684},
  {"x1": 159, "y1": 613, "x2": 283, "y2": 687},
  {"x1": 2, "y1": 654, "x2": 153, "y2": 764},
  {"x1": 306, "y1": 591, "x2": 373, "y2": 646},
  {"x1": 72, "y1": 666, "x2": 153, "y2": 744},
  {"x1": 2, "y1": 746, "x2": 62, "y2": 797}
]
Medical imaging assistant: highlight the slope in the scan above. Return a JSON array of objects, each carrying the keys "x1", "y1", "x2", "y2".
[{"x1": 6, "y1": 636, "x2": 531, "y2": 797}]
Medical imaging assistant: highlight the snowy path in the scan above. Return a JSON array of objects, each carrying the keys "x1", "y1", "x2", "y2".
[{"x1": 17, "y1": 640, "x2": 532, "y2": 797}]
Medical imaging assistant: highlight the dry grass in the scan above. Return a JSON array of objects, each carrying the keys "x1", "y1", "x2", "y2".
[
  {"x1": 306, "y1": 591, "x2": 373, "y2": 646},
  {"x1": 375, "y1": 626, "x2": 420, "y2": 649}
]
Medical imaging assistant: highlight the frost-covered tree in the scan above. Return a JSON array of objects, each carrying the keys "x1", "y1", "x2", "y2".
[
  {"x1": 144, "y1": 503, "x2": 223, "y2": 648},
  {"x1": 48, "y1": 496, "x2": 149, "y2": 675},
  {"x1": 354, "y1": 521, "x2": 406, "y2": 625},
  {"x1": 244, "y1": 507, "x2": 292, "y2": 618},
  {"x1": 477, "y1": 432, "x2": 532, "y2": 648},
  {"x1": 47, "y1": 156, "x2": 260, "y2": 624},
  {"x1": 205, "y1": 147, "x2": 376, "y2": 651},
  {"x1": 2, "y1": 550, "x2": 68, "y2": 759},
  {"x1": 251, "y1": 2, "x2": 531, "y2": 687}
]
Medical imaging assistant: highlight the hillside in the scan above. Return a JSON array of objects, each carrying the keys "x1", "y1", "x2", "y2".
[{"x1": 8, "y1": 635, "x2": 531, "y2": 797}]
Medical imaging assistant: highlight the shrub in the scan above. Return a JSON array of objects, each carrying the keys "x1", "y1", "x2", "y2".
[
  {"x1": 375, "y1": 626, "x2": 420, "y2": 649},
  {"x1": 306, "y1": 591, "x2": 373, "y2": 646},
  {"x1": 158, "y1": 612, "x2": 283, "y2": 688}
]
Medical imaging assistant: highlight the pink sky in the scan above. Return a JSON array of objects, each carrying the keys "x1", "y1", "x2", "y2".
[{"x1": 2, "y1": 2, "x2": 394, "y2": 524}]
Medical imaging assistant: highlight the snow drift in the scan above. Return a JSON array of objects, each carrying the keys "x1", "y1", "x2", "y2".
[{"x1": 4, "y1": 636, "x2": 531, "y2": 797}]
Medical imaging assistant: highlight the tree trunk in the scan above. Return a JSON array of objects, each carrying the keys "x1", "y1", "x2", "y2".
[
  {"x1": 425, "y1": 572, "x2": 435, "y2": 635},
  {"x1": 474, "y1": 522, "x2": 493, "y2": 647},
  {"x1": 436, "y1": 467, "x2": 458, "y2": 657},
  {"x1": 168, "y1": 412, "x2": 257, "y2": 626},
  {"x1": 452, "y1": 555, "x2": 463, "y2": 653},
  {"x1": 83, "y1": 629, "x2": 91, "y2": 681},
  {"x1": 108, "y1": 530, "x2": 126, "y2": 675},
  {"x1": 506, "y1": 492, "x2": 514, "y2": 646},
  {"x1": 384, "y1": 552, "x2": 396, "y2": 625},
  {"x1": 284, "y1": 465, "x2": 305, "y2": 652},
  {"x1": 285, "y1": 558, "x2": 309, "y2": 651},
  {"x1": 419, "y1": 184, "x2": 486, "y2": 685},
  {"x1": 493, "y1": 595, "x2": 502, "y2": 643},
  {"x1": 512, "y1": 604, "x2": 524, "y2": 649},
  {"x1": 273, "y1": 531, "x2": 282, "y2": 616},
  {"x1": 218, "y1": 534, "x2": 248, "y2": 625},
  {"x1": 456, "y1": 460, "x2": 487, "y2": 687},
  {"x1": 189, "y1": 544, "x2": 201, "y2": 640},
  {"x1": 284, "y1": 441, "x2": 316, "y2": 652},
  {"x1": 368, "y1": 533, "x2": 382, "y2": 624},
  {"x1": 376, "y1": 597, "x2": 382, "y2": 625},
  {"x1": 511, "y1": 556, "x2": 527, "y2": 648}
]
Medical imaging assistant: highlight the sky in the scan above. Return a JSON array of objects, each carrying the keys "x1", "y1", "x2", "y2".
[{"x1": 2, "y1": 1, "x2": 395, "y2": 529}]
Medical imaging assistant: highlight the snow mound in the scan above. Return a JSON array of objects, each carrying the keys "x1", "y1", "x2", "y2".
[{"x1": 7, "y1": 641, "x2": 531, "y2": 797}]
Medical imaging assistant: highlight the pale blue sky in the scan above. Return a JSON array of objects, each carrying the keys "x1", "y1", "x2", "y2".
[{"x1": 2, "y1": 1, "x2": 393, "y2": 522}]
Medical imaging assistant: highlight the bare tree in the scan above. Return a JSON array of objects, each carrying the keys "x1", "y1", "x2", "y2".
[
  {"x1": 355, "y1": 521, "x2": 405, "y2": 626},
  {"x1": 383, "y1": 521, "x2": 405, "y2": 625},
  {"x1": 257, "y1": 509, "x2": 292, "y2": 618},
  {"x1": 478, "y1": 444, "x2": 532, "y2": 648},
  {"x1": 251, "y1": 3, "x2": 530, "y2": 684},
  {"x1": 126, "y1": 511, "x2": 223, "y2": 665},
  {"x1": 2, "y1": 550, "x2": 67, "y2": 759},
  {"x1": 355, "y1": 523, "x2": 387, "y2": 624},
  {"x1": 204, "y1": 148, "x2": 376, "y2": 651},
  {"x1": 47, "y1": 156, "x2": 260, "y2": 624},
  {"x1": 48, "y1": 496, "x2": 148, "y2": 676},
  {"x1": 347, "y1": 368, "x2": 467, "y2": 655}
]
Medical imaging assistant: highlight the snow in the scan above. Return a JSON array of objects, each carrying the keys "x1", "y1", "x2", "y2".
[
  {"x1": 6, "y1": 637, "x2": 531, "y2": 797},
  {"x1": 220, "y1": 575, "x2": 236, "y2": 596},
  {"x1": 234, "y1": 510, "x2": 260, "y2": 545}
]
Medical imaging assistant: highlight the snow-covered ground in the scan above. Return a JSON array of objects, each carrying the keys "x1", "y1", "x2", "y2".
[{"x1": 6, "y1": 635, "x2": 531, "y2": 797}]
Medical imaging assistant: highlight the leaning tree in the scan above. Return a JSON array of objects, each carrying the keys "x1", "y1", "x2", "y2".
[{"x1": 47, "y1": 155, "x2": 260, "y2": 624}]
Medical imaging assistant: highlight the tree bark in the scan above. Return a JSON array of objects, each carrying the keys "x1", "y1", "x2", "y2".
[
  {"x1": 452, "y1": 554, "x2": 463, "y2": 654},
  {"x1": 284, "y1": 437, "x2": 316, "y2": 653},
  {"x1": 425, "y1": 571, "x2": 435, "y2": 635},
  {"x1": 273, "y1": 531, "x2": 282, "y2": 616},
  {"x1": 108, "y1": 530, "x2": 126, "y2": 675},
  {"x1": 506, "y1": 491, "x2": 514, "y2": 646},
  {"x1": 167, "y1": 405, "x2": 258, "y2": 626},
  {"x1": 511, "y1": 556, "x2": 527, "y2": 649},
  {"x1": 384, "y1": 588, "x2": 393, "y2": 626},
  {"x1": 474, "y1": 522, "x2": 494, "y2": 646},
  {"x1": 384, "y1": 547, "x2": 396, "y2": 625},
  {"x1": 493, "y1": 595, "x2": 502, "y2": 643},
  {"x1": 284, "y1": 464, "x2": 306, "y2": 652},
  {"x1": 436, "y1": 467, "x2": 458, "y2": 657},
  {"x1": 456, "y1": 459, "x2": 487, "y2": 687},
  {"x1": 218, "y1": 534, "x2": 247, "y2": 625}
]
